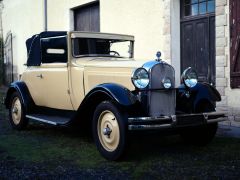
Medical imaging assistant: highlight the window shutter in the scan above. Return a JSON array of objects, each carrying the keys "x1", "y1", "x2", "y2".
[{"x1": 230, "y1": 0, "x2": 240, "y2": 88}]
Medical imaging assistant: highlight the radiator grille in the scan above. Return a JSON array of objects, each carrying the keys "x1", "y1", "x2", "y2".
[{"x1": 148, "y1": 63, "x2": 176, "y2": 117}]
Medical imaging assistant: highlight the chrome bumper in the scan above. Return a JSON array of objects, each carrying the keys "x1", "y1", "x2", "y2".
[{"x1": 128, "y1": 111, "x2": 227, "y2": 130}]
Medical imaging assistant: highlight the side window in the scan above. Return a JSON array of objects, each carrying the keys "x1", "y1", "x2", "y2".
[
  {"x1": 73, "y1": 38, "x2": 110, "y2": 56},
  {"x1": 41, "y1": 36, "x2": 67, "y2": 63}
]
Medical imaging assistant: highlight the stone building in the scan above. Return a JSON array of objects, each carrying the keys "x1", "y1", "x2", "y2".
[{"x1": 1, "y1": 0, "x2": 239, "y2": 126}]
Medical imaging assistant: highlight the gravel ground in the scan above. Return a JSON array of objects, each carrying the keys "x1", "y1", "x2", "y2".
[{"x1": 0, "y1": 160, "x2": 131, "y2": 179}]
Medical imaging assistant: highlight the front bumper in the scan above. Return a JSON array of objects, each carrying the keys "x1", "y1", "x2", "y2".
[{"x1": 128, "y1": 111, "x2": 227, "y2": 130}]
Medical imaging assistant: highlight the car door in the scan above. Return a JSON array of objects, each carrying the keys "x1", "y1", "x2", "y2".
[
  {"x1": 38, "y1": 63, "x2": 73, "y2": 110},
  {"x1": 38, "y1": 35, "x2": 73, "y2": 110},
  {"x1": 22, "y1": 66, "x2": 46, "y2": 106}
]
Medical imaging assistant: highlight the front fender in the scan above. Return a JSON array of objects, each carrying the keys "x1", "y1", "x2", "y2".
[
  {"x1": 80, "y1": 83, "x2": 137, "y2": 109},
  {"x1": 176, "y1": 82, "x2": 221, "y2": 113},
  {"x1": 5, "y1": 81, "x2": 35, "y2": 113},
  {"x1": 72, "y1": 83, "x2": 138, "y2": 126}
]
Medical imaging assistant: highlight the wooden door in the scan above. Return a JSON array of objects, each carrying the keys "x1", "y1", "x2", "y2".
[
  {"x1": 181, "y1": 0, "x2": 215, "y2": 84},
  {"x1": 74, "y1": 2, "x2": 100, "y2": 32},
  {"x1": 230, "y1": 0, "x2": 240, "y2": 88}
]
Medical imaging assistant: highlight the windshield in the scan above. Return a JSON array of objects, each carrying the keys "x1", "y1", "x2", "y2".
[{"x1": 72, "y1": 38, "x2": 134, "y2": 58}]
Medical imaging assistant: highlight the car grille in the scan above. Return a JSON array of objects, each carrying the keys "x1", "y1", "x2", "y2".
[{"x1": 148, "y1": 63, "x2": 175, "y2": 117}]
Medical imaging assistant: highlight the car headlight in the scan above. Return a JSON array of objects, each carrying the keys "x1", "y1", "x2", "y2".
[
  {"x1": 162, "y1": 78, "x2": 172, "y2": 89},
  {"x1": 181, "y1": 67, "x2": 198, "y2": 88},
  {"x1": 131, "y1": 68, "x2": 149, "y2": 89}
]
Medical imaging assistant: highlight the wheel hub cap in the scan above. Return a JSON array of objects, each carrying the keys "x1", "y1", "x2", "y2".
[
  {"x1": 103, "y1": 125, "x2": 112, "y2": 138},
  {"x1": 12, "y1": 107, "x2": 18, "y2": 114},
  {"x1": 97, "y1": 110, "x2": 120, "y2": 152}
]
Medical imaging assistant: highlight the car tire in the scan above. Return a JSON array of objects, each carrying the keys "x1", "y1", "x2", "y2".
[
  {"x1": 92, "y1": 101, "x2": 128, "y2": 160},
  {"x1": 9, "y1": 92, "x2": 28, "y2": 130},
  {"x1": 180, "y1": 102, "x2": 218, "y2": 146},
  {"x1": 180, "y1": 122, "x2": 218, "y2": 146}
]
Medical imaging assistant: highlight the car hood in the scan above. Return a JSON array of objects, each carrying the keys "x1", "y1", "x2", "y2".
[
  {"x1": 74, "y1": 57, "x2": 148, "y2": 93},
  {"x1": 74, "y1": 57, "x2": 146, "y2": 68}
]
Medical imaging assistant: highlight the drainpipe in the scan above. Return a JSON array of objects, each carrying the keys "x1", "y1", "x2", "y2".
[
  {"x1": 0, "y1": 2, "x2": 4, "y2": 84},
  {"x1": 44, "y1": 0, "x2": 47, "y2": 31}
]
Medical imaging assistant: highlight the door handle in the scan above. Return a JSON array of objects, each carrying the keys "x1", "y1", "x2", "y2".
[{"x1": 36, "y1": 74, "x2": 43, "y2": 79}]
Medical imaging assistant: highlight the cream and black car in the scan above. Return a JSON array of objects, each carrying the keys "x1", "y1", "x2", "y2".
[{"x1": 5, "y1": 31, "x2": 227, "y2": 160}]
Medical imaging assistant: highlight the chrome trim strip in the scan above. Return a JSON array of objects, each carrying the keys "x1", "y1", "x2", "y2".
[
  {"x1": 26, "y1": 115, "x2": 57, "y2": 125},
  {"x1": 206, "y1": 117, "x2": 227, "y2": 123},
  {"x1": 41, "y1": 35, "x2": 67, "y2": 40},
  {"x1": 128, "y1": 116, "x2": 171, "y2": 123},
  {"x1": 203, "y1": 111, "x2": 227, "y2": 116},
  {"x1": 128, "y1": 111, "x2": 227, "y2": 130},
  {"x1": 128, "y1": 124, "x2": 172, "y2": 130},
  {"x1": 128, "y1": 112, "x2": 225, "y2": 122}
]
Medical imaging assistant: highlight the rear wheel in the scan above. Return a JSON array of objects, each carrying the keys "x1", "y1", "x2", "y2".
[
  {"x1": 9, "y1": 92, "x2": 28, "y2": 130},
  {"x1": 180, "y1": 102, "x2": 218, "y2": 145},
  {"x1": 92, "y1": 101, "x2": 127, "y2": 160}
]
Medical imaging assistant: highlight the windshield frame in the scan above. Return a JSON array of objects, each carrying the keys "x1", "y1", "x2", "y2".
[{"x1": 70, "y1": 32, "x2": 135, "y2": 59}]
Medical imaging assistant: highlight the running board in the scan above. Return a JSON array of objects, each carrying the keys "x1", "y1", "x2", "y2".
[{"x1": 26, "y1": 114, "x2": 70, "y2": 126}]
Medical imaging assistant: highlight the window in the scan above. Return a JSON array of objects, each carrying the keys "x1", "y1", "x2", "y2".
[
  {"x1": 73, "y1": 38, "x2": 134, "y2": 58},
  {"x1": 182, "y1": 0, "x2": 215, "y2": 17},
  {"x1": 41, "y1": 36, "x2": 67, "y2": 63}
]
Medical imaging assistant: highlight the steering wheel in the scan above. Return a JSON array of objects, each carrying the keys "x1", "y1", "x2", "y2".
[{"x1": 109, "y1": 51, "x2": 120, "y2": 56}]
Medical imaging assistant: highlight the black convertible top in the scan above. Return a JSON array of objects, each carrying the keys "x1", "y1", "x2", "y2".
[{"x1": 26, "y1": 31, "x2": 67, "y2": 66}]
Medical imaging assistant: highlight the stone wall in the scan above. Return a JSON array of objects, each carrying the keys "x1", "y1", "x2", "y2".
[
  {"x1": 162, "y1": 0, "x2": 171, "y2": 64},
  {"x1": 215, "y1": 0, "x2": 229, "y2": 125},
  {"x1": 216, "y1": 0, "x2": 240, "y2": 127}
]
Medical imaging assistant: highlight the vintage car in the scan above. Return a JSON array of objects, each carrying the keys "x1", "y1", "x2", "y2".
[{"x1": 4, "y1": 31, "x2": 227, "y2": 160}]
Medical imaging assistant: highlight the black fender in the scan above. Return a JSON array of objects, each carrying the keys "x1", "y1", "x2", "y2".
[
  {"x1": 176, "y1": 82, "x2": 221, "y2": 113},
  {"x1": 72, "y1": 83, "x2": 138, "y2": 128},
  {"x1": 5, "y1": 81, "x2": 35, "y2": 113},
  {"x1": 79, "y1": 83, "x2": 137, "y2": 110}
]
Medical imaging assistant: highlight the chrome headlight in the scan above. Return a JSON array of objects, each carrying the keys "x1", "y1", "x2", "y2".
[
  {"x1": 131, "y1": 68, "x2": 149, "y2": 89},
  {"x1": 181, "y1": 67, "x2": 198, "y2": 88},
  {"x1": 162, "y1": 78, "x2": 172, "y2": 89}
]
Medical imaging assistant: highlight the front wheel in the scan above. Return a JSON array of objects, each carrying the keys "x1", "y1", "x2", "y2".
[
  {"x1": 92, "y1": 101, "x2": 127, "y2": 160},
  {"x1": 9, "y1": 92, "x2": 28, "y2": 130},
  {"x1": 180, "y1": 123, "x2": 218, "y2": 146}
]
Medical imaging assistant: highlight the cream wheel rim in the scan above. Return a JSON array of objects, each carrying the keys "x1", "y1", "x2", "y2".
[
  {"x1": 11, "y1": 97, "x2": 22, "y2": 125},
  {"x1": 97, "y1": 110, "x2": 120, "y2": 152}
]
